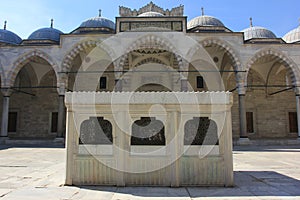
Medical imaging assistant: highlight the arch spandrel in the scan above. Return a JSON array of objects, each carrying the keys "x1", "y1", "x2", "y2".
[
  {"x1": 245, "y1": 48, "x2": 300, "y2": 92},
  {"x1": 7, "y1": 50, "x2": 59, "y2": 89},
  {"x1": 198, "y1": 37, "x2": 242, "y2": 71}
]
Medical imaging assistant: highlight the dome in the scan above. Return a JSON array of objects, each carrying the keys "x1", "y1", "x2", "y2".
[
  {"x1": 79, "y1": 17, "x2": 115, "y2": 30},
  {"x1": 283, "y1": 26, "x2": 300, "y2": 43},
  {"x1": 0, "y1": 29, "x2": 22, "y2": 45},
  {"x1": 242, "y1": 26, "x2": 276, "y2": 40},
  {"x1": 138, "y1": 11, "x2": 164, "y2": 17},
  {"x1": 28, "y1": 27, "x2": 63, "y2": 42},
  {"x1": 188, "y1": 15, "x2": 225, "y2": 29}
]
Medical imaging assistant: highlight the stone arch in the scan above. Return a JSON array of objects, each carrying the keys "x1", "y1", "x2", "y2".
[
  {"x1": 62, "y1": 40, "x2": 116, "y2": 91},
  {"x1": 8, "y1": 50, "x2": 59, "y2": 88},
  {"x1": 62, "y1": 40, "x2": 98, "y2": 72},
  {"x1": 0, "y1": 63, "x2": 5, "y2": 88},
  {"x1": 119, "y1": 34, "x2": 183, "y2": 70},
  {"x1": 199, "y1": 37, "x2": 242, "y2": 71},
  {"x1": 62, "y1": 40, "x2": 116, "y2": 72},
  {"x1": 245, "y1": 48, "x2": 300, "y2": 88}
]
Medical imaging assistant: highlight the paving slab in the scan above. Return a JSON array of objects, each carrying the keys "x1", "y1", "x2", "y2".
[{"x1": 0, "y1": 145, "x2": 299, "y2": 199}]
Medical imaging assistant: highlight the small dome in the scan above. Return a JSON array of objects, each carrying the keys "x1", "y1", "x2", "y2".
[
  {"x1": 283, "y1": 26, "x2": 300, "y2": 43},
  {"x1": 242, "y1": 26, "x2": 276, "y2": 40},
  {"x1": 28, "y1": 27, "x2": 63, "y2": 42},
  {"x1": 188, "y1": 15, "x2": 225, "y2": 29},
  {"x1": 0, "y1": 29, "x2": 22, "y2": 45},
  {"x1": 79, "y1": 17, "x2": 115, "y2": 30},
  {"x1": 138, "y1": 11, "x2": 164, "y2": 17}
]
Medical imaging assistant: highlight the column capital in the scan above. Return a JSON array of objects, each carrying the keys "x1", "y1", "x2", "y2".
[
  {"x1": 179, "y1": 59, "x2": 189, "y2": 80},
  {"x1": 237, "y1": 82, "x2": 246, "y2": 95},
  {"x1": 1, "y1": 88, "x2": 12, "y2": 97},
  {"x1": 114, "y1": 79, "x2": 123, "y2": 92},
  {"x1": 57, "y1": 82, "x2": 67, "y2": 95},
  {"x1": 295, "y1": 87, "x2": 300, "y2": 96}
]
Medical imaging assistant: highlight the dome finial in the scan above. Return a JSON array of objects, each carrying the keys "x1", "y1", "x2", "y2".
[
  {"x1": 50, "y1": 19, "x2": 53, "y2": 28},
  {"x1": 149, "y1": 2, "x2": 153, "y2": 12},
  {"x1": 99, "y1": 9, "x2": 102, "y2": 17},
  {"x1": 4, "y1": 20, "x2": 7, "y2": 30},
  {"x1": 250, "y1": 17, "x2": 253, "y2": 27},
  {"x1": 201, "y1": 7, "x2": 204, "y2": 16}
]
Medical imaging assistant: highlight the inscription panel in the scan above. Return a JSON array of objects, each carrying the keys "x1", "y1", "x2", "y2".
[{"x1": 120, "y1": 21, "x2": 183, "y2": 32}]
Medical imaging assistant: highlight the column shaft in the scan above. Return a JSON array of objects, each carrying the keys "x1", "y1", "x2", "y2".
[
  {"x1": 238, "y1": 94, "x2": 247, "y2": 138},
  {"x1": 57, "y1": 95, "x2": 65, "y2": 138},
  {"x1": 1, "y1": 96, "x2": 10, "y2": 137},
  {"x1": 296, "y1": 95, "x2": 300, "y2": 137},
  {"x1": 115, "y1": 79, "x2": 122, "y2": 92},
  {"x1": 180, "y1": 79, "x2": 188, "y2": 92}
]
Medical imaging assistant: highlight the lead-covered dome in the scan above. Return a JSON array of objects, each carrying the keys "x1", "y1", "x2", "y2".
[
  {"x1": 0, "y1": 21, "x2": 22, "y2": 45},
  {"x1": 0, "y1": 29, "x2": 22, "y2": 45},
  {"x1": 242, "y1": 26, "x2": 276, "y2": 40},
  {"x1": 28, "y1": 27, "x2": 63, "y2": 42},
  {"x1": 241, "y1": 18, "x2": 276, "y2": 41},
  {"x1": 79, "y1": 17, "x2": 115, "y2": 30},
  {"x1": 188, "y1": 15, "x2": 225, "y2": 29},
  {"x1": 283, "y1": 25, "x2": 300, "y2": 43},
  {"x1": 138, "y1": 11, "x2": 164, "y2": 17},
  {"x1": 73, "y1": 11, "x2": 115, "y2": 34}
]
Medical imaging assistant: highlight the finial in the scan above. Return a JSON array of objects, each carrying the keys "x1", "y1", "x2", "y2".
[
  {"x1": 201, "y1": 7, "x2": 204, "y2": 16},
  {"x1": 149, "y1": 2, "x2": 153, "y2": 12},
  {"x1": 250, "y1": 17, "x2": 253, "y2": 27},
  {"x1": 4, "y1": 21, "x2": 7, "y2": 30},
  {"x1": 99, "y1": 9, "x2": 102, "y2": 17},
  {"x1": 50, "y1": 19, "x2": 53, "y2": 28}
]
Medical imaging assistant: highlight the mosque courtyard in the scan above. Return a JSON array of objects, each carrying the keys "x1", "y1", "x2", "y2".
[{"x1": 0, "y1": 144, "x2": 299, "y2": 200}]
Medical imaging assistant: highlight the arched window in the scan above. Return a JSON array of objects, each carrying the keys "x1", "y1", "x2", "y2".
[
  {"x1": 79, "y1": 117, "x2": 113, "y2": 145},
  {"x1": 131, "y1": 117, "x2": 165, "y2": 145},
  {"x1": 184, "y1": 117, "x2": 218, "y2": 145}
]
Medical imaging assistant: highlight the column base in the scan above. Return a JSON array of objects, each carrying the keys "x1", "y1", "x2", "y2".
[
  {"x1": 0, "y1": 137, "x2": 8, "y2": 145},
  {"x1": 236, "y1": 137, "x2": 252, "y2": 146},
  {"x1": 53, "y1": 137, "x2": 65, "y2": 144}
]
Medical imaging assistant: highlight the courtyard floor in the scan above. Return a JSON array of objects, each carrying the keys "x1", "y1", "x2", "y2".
[{"x1": 0, "y1": 145, "x2": 299, "y2": 200}]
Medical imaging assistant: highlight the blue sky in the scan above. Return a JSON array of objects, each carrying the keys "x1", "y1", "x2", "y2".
[{"x1": 0, "y1": 0, "x2": 299, "y2": 39}]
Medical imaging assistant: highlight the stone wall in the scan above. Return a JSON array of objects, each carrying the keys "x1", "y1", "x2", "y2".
[
  {"x1": 228, "y1": 68, "x2": 297, "y2": 139},
  {"x1": 9, "y1": 69, "x2": 59, "y2": 139}
]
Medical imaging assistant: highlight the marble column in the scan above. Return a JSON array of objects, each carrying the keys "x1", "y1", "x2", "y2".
[
  {"x1": 238, "y1": 94, "x2": 247, "y2": 138},
  {"x1": 115, "y1": 79, "x2": 122, "y2": 92},
  {"x1": 296, "y1": 95, "x2": 300, "y2": 137},
  {"x1": 180, "y1": 59, "x2": 189, "y2": 92},
  {"x1": 237, "y1": 76, "x2": 248, "y2": 140},
  {"x1": 180, "y1": 79, "x2": 188, "y2": 92},
  {"x1": 57, "y1": 95, "x2": 65, "y2": 138},
  {"x1": 1, "y1": 96, "x2": 10, "y2": 137},
  {"x1": 114, "y1": 59, "x2": 123, "y2": 92}
]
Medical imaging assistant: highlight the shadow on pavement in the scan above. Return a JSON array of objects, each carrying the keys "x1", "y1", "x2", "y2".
[{"x1": 68, "y1": 171, "x2": 300, "y2": 198}]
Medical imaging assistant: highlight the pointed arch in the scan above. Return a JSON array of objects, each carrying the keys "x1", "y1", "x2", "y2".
[
  {"x1": 0, "y1": 63, "x2": 5, "y2": 88},
  {"x1": 62, "y1": 40, "x2": 116, "y2": 72},
  {"x1": 7, "y1": 50, "x2": 59, "y2": 87},
  {"x1": 245, "y1": 48, "x2": 300, "y2": 87},
  {"x1": 199, "y1": 37, "x2": 242, "y2": 71},
  {"x1": 119, "y1": 34, "x2": 183, "y2": 68},
  {"x1": 62, "y1": 40, "x2": 99, "y2": 72},
  {"x1": 62, "y1": 40, "x2": 117, "y2": 92}
]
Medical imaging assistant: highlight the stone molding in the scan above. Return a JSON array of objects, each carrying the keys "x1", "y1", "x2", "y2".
[
  {"x1": 119, "y1": 2, "x2": 184, "y2": 17},
  {"x1": 65, "y1": 91, "x2": 232, "y2": 105}
]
